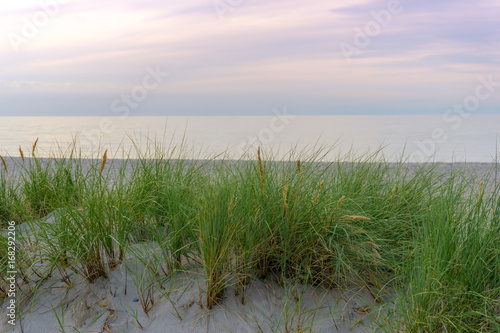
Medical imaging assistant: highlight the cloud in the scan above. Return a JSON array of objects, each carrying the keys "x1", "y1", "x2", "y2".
[
  {"x1": 6, "y1": 81, "x2": 46, "y2": 89},
  {"x1": 0, "y1": 0, "x2": 499, "y2": 115}
]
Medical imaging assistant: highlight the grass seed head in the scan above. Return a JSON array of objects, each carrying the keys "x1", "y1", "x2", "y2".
[
  {"x1": 100, "y1": 149, "x2": 108, "y2": 174},
  {"x1": 313, "y1": 180, "x2": 324, "y2": 205},
  {"x1": 297, "y1": 159, "x2": 301, "y2": 174},
  {"x1": 0, "y1": 155, "x2": 7, "y2": 173},
  {"x1": 337, "y1": 195, "x2": 345, "y2": 207},
  {"x1": 32, "y1": 137, "x2": 39, "y2": 156},
  {"x1": 19, "y1": 146, "x2": 24, "y2": 162},
  {"x1": 257, "y1": 147, "x2": 264, "y2": 181},
  {"x1": 282, "y1": 185, "x2": 289, "y2": 215},
  {"x1": 341, "y1": 215, "x2": 370, "y2": 221}
]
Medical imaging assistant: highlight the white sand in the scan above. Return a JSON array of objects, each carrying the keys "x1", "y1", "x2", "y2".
[
  {"x1": 1, "y1": 212, "x2": 395, "y2": 333},
  {"x1": 1, "y1": 266, "x2": 393, "y2": 332}
]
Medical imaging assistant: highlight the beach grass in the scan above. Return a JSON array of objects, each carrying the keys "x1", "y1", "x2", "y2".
[{"x1": 0, "y1": 138, "x2": 499, "y2": 332}]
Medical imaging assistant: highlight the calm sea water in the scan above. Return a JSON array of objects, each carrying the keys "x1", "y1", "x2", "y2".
[{"x1": 0, "y1": 115, "x2": 499, "y2": 162}]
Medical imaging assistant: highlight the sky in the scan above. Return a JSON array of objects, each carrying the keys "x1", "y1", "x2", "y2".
[{"x1": 0, "y1": 0, "x2": 499, "y2": 116}]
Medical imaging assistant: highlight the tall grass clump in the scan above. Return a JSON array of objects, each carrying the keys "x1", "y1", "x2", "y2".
[
  {"x1": 117, "y1": 138, "x2": 204, "y2": 274},
  {"x1": 233, "y1": 148, "x2": 427, "y2": 293},
  {"x1": 35, "y1": 149, "x2": 119, "y2": 282},
  {"x1": 0, "y1": 233, "x2": 9, "y2": 298},
  {"x1": 197, "y1": 171, "x2": 240, "y2": 309},
  {"x1": 0, "y1": 155, "x2": 22, "y2": 225},
  {"x1": 242, "y1": 148, "x2": 337, "y2": 286},
  {"x1": 18, "y1": 139, "x2": 82, "y2": 219},
  {"x1": 402, "y1": 173, "x2": 500, "y2": 332}
]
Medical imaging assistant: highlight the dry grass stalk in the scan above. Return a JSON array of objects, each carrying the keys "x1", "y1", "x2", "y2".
[
  {"x1": 357, "y1": 306, "x2": 372, "y2": 314},
  {"x1": 297, "y1": 159, "x2": 301, "y2": 175},
  {"x1": 100, "y1": 149, "x2": 108, "y2": 174},
  {"x1": 257, "y1": 147, "x2": 264, "y2": 182},
  {"x1": 32, "y1": 137, "x2": 39, "y2": 156},
  {"x1": 0, "y1": 155, "x2": 7, "y2": 173},
  {"x1": 365, "y1": 241, "x2": 381, "y2": 258},
  {"x1": 341, "y1": 215, "x2": 370, "y2": 221},
  {"x1": 19, "y1": 146, "x2": 24, "y2": 162},
  {"x1": 282, "y1": 185, "x2": 289, "y2": 215},
  {"x1": 206, "y1": 274, "x2": 225, "y2": 309},
  {"x1": 313, "y1": 180, "x2": 324, "y2": 205},
  {"x1": 337, "y1": 195, "x2": 345, "y2": 208}
]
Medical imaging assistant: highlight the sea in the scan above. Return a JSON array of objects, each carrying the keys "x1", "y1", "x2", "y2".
[{"x1": 0, "y1": 115, "x2": 499, "y2": 162}]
